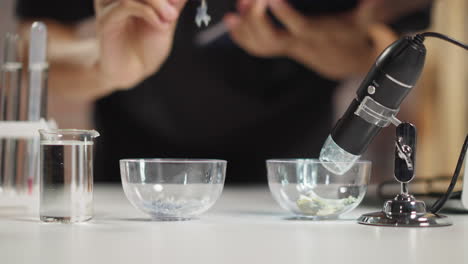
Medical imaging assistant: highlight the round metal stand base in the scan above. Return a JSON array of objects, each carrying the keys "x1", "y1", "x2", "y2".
[{"x1": 358, "y1": 211, "x2": 452, "y2": 227}]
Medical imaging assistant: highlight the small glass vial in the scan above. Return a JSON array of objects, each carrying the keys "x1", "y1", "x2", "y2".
[{"x1": 39, "y1": 129, "x2": 99, "y2": 223}]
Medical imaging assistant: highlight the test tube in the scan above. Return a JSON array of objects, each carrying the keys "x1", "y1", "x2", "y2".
[
  {"x1": 24, "y1": 22, "x2": 48, "y2": 193},
  {"x1": 27, "y1": 22, "x2": 48, "y2": 121},
  {"x1": 0, "y1": 33, "x2": 23, "y2": 195}
]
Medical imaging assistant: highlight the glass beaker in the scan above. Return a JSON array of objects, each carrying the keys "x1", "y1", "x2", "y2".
[{"x1": 39, "y1": 129, "x2": 99, "y2": 223}]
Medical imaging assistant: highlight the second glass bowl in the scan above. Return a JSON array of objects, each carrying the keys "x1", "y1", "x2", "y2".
[
  {"x1": 267, "y1": 159, "x2": 371, "y2": 219},
  {"x1": 120, "y1": 159, "x2": 226, "y2": 221}
]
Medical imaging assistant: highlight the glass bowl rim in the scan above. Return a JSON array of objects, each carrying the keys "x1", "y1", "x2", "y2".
[
  {"x1": 266, "y1": 158, "x2": 371, "y2": 165},
  {"x1": 120, "y1": 158, "x2": 227, "y2": 164}
]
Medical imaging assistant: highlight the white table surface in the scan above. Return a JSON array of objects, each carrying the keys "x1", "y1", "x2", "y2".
[{"x1": 1, "y1": 185, "x2": 467, "y2": 264}]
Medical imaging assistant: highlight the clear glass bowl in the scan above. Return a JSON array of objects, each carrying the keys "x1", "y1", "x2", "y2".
[
  {"x1": 120, "y1": 159, "x2": 226, "y2": 221},
  {"x1": 267, "y1": 159, "x2": 371, "y2": 220}
]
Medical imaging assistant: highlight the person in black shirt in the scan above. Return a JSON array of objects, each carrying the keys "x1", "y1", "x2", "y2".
[{"x1": 15, "y1": 0, "x2": 432, "y2": 184}]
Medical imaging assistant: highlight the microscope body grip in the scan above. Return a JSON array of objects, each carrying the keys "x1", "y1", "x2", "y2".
[
  {"x1": 331, "y1": 100, "x2": 382, "y2": 155},
  {"x1": 329, "y1": 37, "x2": 426, "y2": 157}
]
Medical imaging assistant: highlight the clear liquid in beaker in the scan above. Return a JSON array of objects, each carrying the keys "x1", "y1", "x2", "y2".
[{"x1": 40, "y1": 140, "x2": 93, "y2": 223}]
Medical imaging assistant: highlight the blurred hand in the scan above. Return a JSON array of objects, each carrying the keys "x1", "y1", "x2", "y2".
[
  {"x1": 224, "y1": 0, "x2": 397, "y2": 80},
  {"x1": 95, "y1": 0, "x2": 187, "y2": 90}
]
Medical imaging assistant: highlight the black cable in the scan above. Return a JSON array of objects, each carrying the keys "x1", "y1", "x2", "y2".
[
  {"x1": 416, "y1": 32, "x2": 468, "y2": 50},
  {"x1": 413, "y1": 32, "x2": 468, "y2": 213},
  {"x1": 430, "y1": 134, "x2": 468, "y2": 214},
  {"x1": 375, "y1": 32, "x2": 467, "y2": 212}
]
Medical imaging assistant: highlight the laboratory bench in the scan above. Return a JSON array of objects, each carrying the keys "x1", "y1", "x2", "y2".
[{"x1": 0, "y1": 185, "x2": 467, "y2": 264}]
